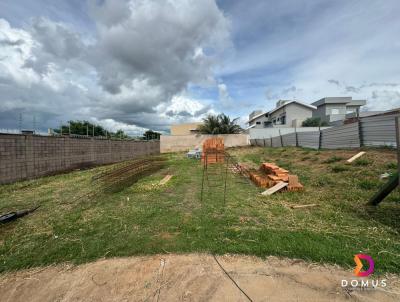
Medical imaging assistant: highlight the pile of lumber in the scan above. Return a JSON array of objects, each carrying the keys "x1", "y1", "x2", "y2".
[
  {"x1": 249, "y1": 162, "x2": 304, "y2": 192},
  {"x1": 201, "y1": 137, "x2": 224, "y2": 164}
]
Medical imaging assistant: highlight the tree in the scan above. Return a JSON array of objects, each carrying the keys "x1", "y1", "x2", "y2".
[
  {"x1": 197, "y1": 114, "x2": 243, "y2": 134},
  {"x1": 302, "y1": 117, "x2": 328, "y2": 127},
  {"x1": 143, "y1": 130, "x2": 161, "y2": 140},
  {"x1": 54, "y1": 120, "x2": 131, "y2": 139},
  {"x1": 54, "y1": 120, "x2": 107, "y2": 136},
  {"x1": 113, "y1": 129, "x2": 129, "y2": 139}
]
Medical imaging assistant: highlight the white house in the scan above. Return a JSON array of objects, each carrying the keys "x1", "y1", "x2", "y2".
[{"x1": 247, "y1": 100, "x2": 316, "y2": 129}]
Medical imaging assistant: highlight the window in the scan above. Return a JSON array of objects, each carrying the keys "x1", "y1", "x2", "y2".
[
  {"x1": 281, "y1": 115, "x2": 286, "y2": 125},
  {"x1": 331, "y1": 108, "x2": 340, "y2": 115},
  {"x1": 256, "y1": 121, "x2": 261, "y2": 125}
]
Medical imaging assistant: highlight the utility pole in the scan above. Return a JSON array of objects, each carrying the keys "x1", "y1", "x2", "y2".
[
  {"x1": 19, "y1": 113, "x2": 22, "y2": 132},
  {"x1": 69, "y1": 121, "x2": 71, "y2": 136},
  {"x1": 86, "y1": 124, "x2": 89, "y2": 137},
  {"x1": 92, "y1": 124, "x2": 95, "y2": 137},
  {"x1": 33, "y1": 115, "x2": 36, "y2": 134}
]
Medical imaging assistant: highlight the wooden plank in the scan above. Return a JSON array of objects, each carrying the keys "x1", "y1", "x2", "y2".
[
  {"x1": 159, "y1": 175, "x2": 173, "y2": 185},
  {"x1": 347, "y1": 151, "x2": 366, "y2": 163},
  {"x1": 261, "y1": 181, "x2": 288, "y2": 195}
]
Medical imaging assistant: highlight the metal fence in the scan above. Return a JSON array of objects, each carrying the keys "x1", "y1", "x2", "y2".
[{"x1": 250, "y1": 113, "x2": 398, "y2": 149}]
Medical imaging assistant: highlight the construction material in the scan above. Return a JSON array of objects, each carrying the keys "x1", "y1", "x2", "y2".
[
  {"x1": 159, "y1": 175, "x2": 173, "y2": 185},
  {"x1": 249, "y1": 162, "x2": 304, "y2": 192},
  {"x1": 261, "y1": 182, "x2": 288, "y2": 195},
  {"x1": 0, "y1": 205, "x2": 40, "y2": 224},
  {"x1": 187, "y1": 149, "x2": 202, "y2": 159},
  {"x1": 368, "y1": 172, "x2": 398, "y2": 206},
  {"x1": 202, "y1": 138, "x2": 225, "y2": 164},
  {"x1": 287, "y1": 174, "x2": 304, "y2": 192},
  {"x1": 93, "y1": 157, "x2": 166, "y2": 192},
  {"x1": 347, "y1": 151, "x2": 366, "y2": 163},
  {"x1": 200, "y1": 148, "x2": 231, "y2": 203},
  {"x1": 290, "y1": 204, "x2": 318, "y2": 209}
]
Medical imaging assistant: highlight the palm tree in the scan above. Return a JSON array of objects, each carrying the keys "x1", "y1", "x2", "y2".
[{"x1": 197, "y1": 114, "x2": 242, "y2": 134}]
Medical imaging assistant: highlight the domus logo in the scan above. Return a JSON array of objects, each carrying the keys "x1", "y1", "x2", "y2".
[
  {"x1": 354, "y1": 254, "x2": 374, "y2": 277},
  {"x1": 341, "y1": 254, "x2": 386, "y2": 290}
]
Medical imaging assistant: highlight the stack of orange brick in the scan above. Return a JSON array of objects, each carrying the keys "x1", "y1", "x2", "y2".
[
  {"x1": 249, "y1": 162, "x2": 304, "y2": 192},
  {"x1": 201, "y1": 137, "x2": 224, "y2": 164}
]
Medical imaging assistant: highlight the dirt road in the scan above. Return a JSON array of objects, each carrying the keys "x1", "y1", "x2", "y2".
[{"x1": 1, "y1": 254, "x2": 399, "y2": 302}]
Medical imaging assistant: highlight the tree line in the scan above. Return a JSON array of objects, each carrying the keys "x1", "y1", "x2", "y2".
[{"x1": 54, "y1": 120, "x2": 161, "y2": 140}]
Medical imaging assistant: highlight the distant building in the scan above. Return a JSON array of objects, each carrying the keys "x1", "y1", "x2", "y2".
[
  {"x1": 170, "y1": 122, "x2": 203, "y2": 135},
  {"x1": 311, "y1": 97, "x2": 366, "y2": 124},
  {"x1": 247, "y1": 100, "x2": 316, "y2": 129}
]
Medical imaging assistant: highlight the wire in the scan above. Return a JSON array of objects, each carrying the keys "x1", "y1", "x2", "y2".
[{"x1": 212, "y1": 254, "x2": 254, "y2": 302}]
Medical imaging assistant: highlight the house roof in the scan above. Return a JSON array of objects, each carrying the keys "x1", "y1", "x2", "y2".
[
  {"x1": 245, "y1": 124, "x2": 256, "y2": 130},
  {"x1": 311, "y1": 97, "x2": 366, "y2": 107},
  {"x1": 268, "y1": 100, "x2": 316, "y2": 116},
  {"x1": 247, "y1": 111, "x2": 266, "y2": 123}
]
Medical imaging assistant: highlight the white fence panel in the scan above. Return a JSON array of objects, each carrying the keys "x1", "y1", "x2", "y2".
[
  {"x1": 321, "y1": 122, "x2": 360, "y2": 149},
  {"x1": 297, "y1": 131, "x2": 320, "y2": 149}
]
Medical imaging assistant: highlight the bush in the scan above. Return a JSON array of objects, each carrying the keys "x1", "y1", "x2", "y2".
[{"x1": 302, "y1": 117, "x2": 328, "y2": 127}]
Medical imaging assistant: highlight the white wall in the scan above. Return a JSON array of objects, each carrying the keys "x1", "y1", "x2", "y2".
[{"x1": 160, "y1": 134, "x2": 249, "y2": 153}]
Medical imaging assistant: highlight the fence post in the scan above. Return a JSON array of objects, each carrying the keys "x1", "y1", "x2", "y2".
[
  {"x1": 396, "y1": 117, "x2": 400, "y2": 187},
  {"x1": 270, "y1": 135, "x2": 273, "y2": 147},
  {"x1": 358, "y1": 118, "x2": 364, "y2": 147},
  {"x1": 263, "y1": 137, "x2": 266, "y2": 147},
  {"x1": 318, "y1": 126, "x2": 322, "y2": 150},
  {"x1": 295, "y1": 127, "x2": 298, "y2": 147},
  {"x1": 279, "y1": 129, "x2": 283, "y2": 147}
]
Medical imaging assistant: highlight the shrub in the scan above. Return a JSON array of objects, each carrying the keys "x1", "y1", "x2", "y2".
[{"x1": 302, "y1": 117, "x2": 328, "y2": 127}]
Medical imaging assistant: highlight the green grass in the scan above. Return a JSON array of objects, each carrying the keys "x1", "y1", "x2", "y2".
[
  {"x1": 331, "y1": 164, "x2": 350, "y2": 173},
  {"x1": 1, "y1": 148, "x2": 400, "y2": 275},
  {"x1": 323, "y1": 155, "x2": 344, "y2": 164},
  {"x1": 354, "y1": 158, "x2": 372, "y2": 166}
]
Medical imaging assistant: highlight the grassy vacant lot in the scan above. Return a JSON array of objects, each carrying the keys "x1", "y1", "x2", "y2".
[{"x1": 1, "y1": 147, "x2": 400, "y2": 274}]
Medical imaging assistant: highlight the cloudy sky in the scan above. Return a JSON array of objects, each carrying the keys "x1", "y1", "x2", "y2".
[{"x1": 0, "y1": 0, "x2": 399, "y2": 135}]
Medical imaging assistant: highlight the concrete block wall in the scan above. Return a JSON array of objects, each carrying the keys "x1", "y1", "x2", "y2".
[{"x1": 0, "y1": 134, "x2": 160, "y2": 184}]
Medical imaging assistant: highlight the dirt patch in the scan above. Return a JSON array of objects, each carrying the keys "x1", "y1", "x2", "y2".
[{"x1": 0, "y1": 254, "x2": 399, "y2": 302}]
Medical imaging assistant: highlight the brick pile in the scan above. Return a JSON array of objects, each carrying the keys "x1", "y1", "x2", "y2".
[
  {"x1": 249, "y1": 162, "x2": 304, "y2": 192},
  {"x1": 201, "y1": 137, "x2": 224, "y2": 164}
]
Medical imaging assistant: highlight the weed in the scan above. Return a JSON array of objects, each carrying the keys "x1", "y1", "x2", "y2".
[
  {"x1": 358, "y1": 179, "x2": 378, "y2": 190},
  {"x1": 386, "y1": 162, "x2": 397, "y2": 170},
  {"x1": 323, "y1": 156, "x2": 344, "y2": 164},
  {"x1": 331, "y1": 164, "x2": 350, "y2": 173},
  {"x1": 354, "y1": 158, "x2": 371, "y2": 166}
]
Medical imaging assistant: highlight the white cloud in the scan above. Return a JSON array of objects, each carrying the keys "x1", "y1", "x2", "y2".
[{"x1": 0, "y1": 0, "x2": 231, "y2": 132}]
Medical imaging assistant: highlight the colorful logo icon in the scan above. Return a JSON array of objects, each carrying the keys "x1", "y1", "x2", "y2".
[{"x1": 354, "y1": 254, "x2": 374, "y2": 277}]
